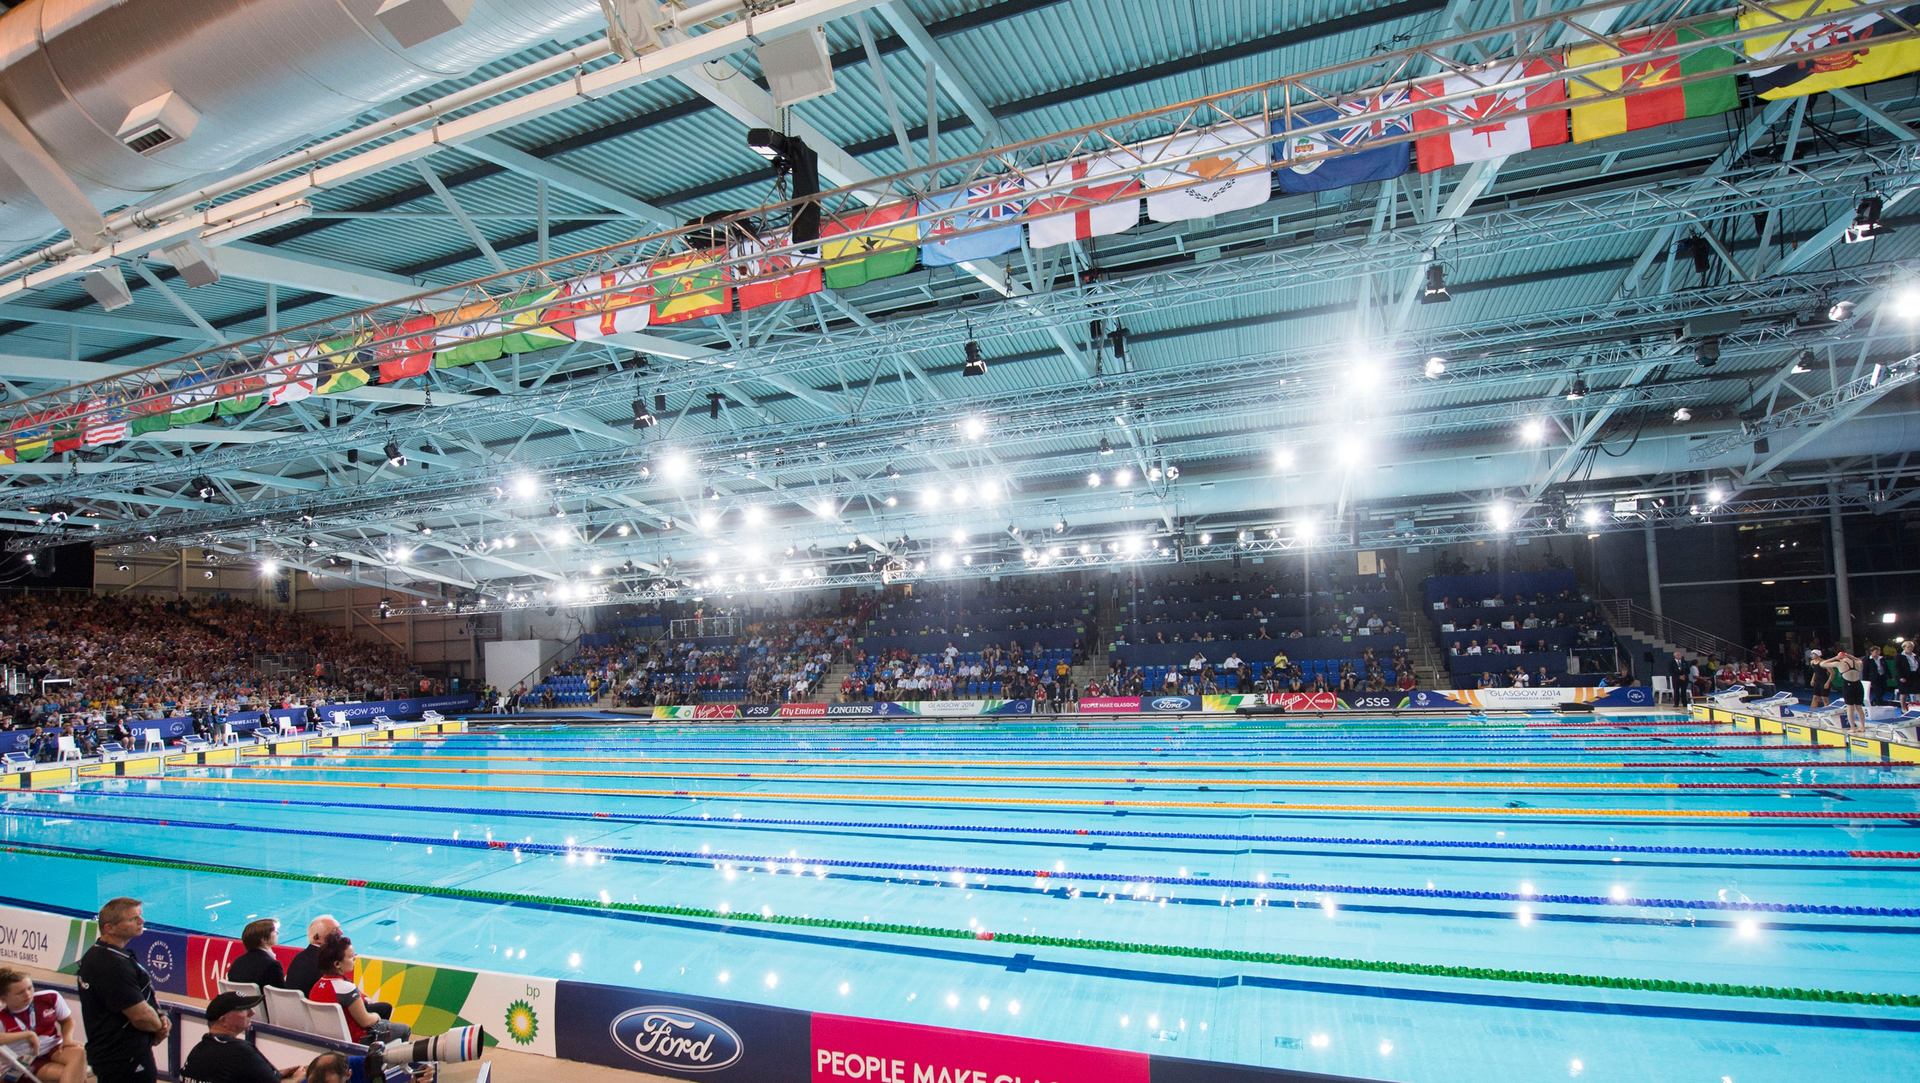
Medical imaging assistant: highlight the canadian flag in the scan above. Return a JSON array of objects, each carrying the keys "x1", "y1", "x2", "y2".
[
  {"x1": 1411, "y1": 60, "x2": 1567, "y2": 172},
  {"x1": 1025, "y1": 152, "x2": 1143, "y2": 248}
]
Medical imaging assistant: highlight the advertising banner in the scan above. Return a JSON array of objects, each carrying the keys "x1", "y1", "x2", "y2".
[
  {"x1": 826, "y1": 703, "x2": 919, "y2": 718},
  {"x1": 811, "y1": 1013, "x2": 1150, "y2": 1083},
  {"x1": 1275, "y1": 692, "x2": 1339, "y2": 712},
  {"x1": 0, "y1": 731, "x2": 27, "y2": 754},
  {"x1": 1140, "y1": 695, "x2": 1202, "y2": 713},
  {"x1": 981, "y1": 699, "x2": 1035, "y2": 716},
  {"x1": 358, "y1": 956, "x2": 560, "y2": 1058},
  {"x1": 1336, "y1": 692, "x2": 1405, "y2": 711},
  {"x1": 318, "y1": 694, "x2": 478, "y2": 723},
  {"x1": 779, "y1": 704, "x2": 828, "y2": 718},
  {"x1": 184, "y1": 934, "x2": 301, "y2": 1001},
  {"x1": 1202, "y1": 693, "x2": 1262, "y2": 712},
  {"x1": 652, "y1": 705, "x2": 743, "y2": 721},
  {"x1": 1445, "y1": 688, "x2": 1601, "y2": 709},
  {"x1": 1595, "y1": 686, "x2": 1656, "y2": 708},
  {"x1": 1405, "y1": 690, "x2": 1473, "y2": 709},
  {"x1": 0, "y1": 904, "x2": 90, "y2": 971},
  {"x1": 911, "y1": 699, "x2": 988, "y2": 716},
  {"x1": 741, "y1": 705, "x2": 781, "y2": 718},
  {"x1": 126, "y1": 927, "x2": 190, "y2": 995},
  {"x1": 1078, "y1": 696, "x2": 1142, "y2": 712},
  {"x1": 554, "y1": 979, "x2": 812, "y2": 1082},
  {"x1": 130, "y1": 716, "x2": 194, "y2": 743}
]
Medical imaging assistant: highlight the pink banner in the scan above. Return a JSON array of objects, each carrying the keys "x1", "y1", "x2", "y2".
[
  {"x1": 1077, "y1": 696, "x2": 1143, "y2": 712},
  {"x1": 811, "y1": 1014, "x2": 1149, "y2": 1083},
  {"x1": 187, "y1": 934, "x2": 301, "y2": 1000}
]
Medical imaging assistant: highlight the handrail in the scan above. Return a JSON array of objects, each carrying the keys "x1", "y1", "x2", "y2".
[{"x1": 1596, "y1": 598, "x2": 1749, "y2": 663}]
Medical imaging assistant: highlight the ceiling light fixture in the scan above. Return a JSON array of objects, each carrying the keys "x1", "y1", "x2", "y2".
[{"x1": 1420, "y1": 262, "x2": 1450, "y2": 303}]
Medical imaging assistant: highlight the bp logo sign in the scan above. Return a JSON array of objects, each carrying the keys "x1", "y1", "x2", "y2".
[{"x1": 504, "y1": 998, "x2": 540, "y2": 1046}]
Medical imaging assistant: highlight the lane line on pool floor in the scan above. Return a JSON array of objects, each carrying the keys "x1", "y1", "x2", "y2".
[
  {"x1": 307, "y1": 751, "x2": 1913, "y2": 772},
  {"x1": 146, "y1": 772, "x2": 1920, "y2": 818},
  {"x1": 29, "y1": 787, "x2": 1920, "y2": 860},
  {"x1": 213, "y1": 761, "x2": 1920, "y2": 793},
  {"x1": 4, "y1": 839, "x2": 1914, "y2": 1011},
  {"x1": 6, "y1": 804, "x2": 1913, "y2": 919}
]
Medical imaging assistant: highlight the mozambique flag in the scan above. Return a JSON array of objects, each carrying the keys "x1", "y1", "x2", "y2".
[
  {"x1": 1742, "y1": 1, "x2": 1920, "y2": 100},
  {"x1": 9, "y1": 411, "x2": 50, "y2": 462},
  {"x1": 1568, "y1": 19, "x2": 1740, "y2": 142},
  {"x1": 315, "y1": 334, "x2": 372, "y2": 395},
  {"x1": 434, "y1": 301, "x2": 505, "y2": 369},
  {"x1": 820, "y1": 203, "x2": 918, "y2": 289},
  {"x1": 497, "y1": 287, "x2": 575, "y2": 355},
  {"x1": 129, "y1": 383, "x2": 173, "y2": 435},
  {"x1": 216, "y1": 364, "x2": 267, "y2": 416},
  {"x1": 649, "y1": 249, "x2": 731, "y2": 324},
  {"x1": 169, "y1": 376, "x2": 218, "y2": 426}
]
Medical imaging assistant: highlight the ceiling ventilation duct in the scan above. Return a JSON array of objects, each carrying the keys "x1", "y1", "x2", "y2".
[{"x1": 0, "y1": 0, "x2": 606, "y2": 247}]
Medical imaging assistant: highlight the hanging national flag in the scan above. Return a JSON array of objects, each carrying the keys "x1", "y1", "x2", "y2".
[
  {"x1": 8, "y1": 411, "x2": 49, "y2": 462},
  {"x1": 1741, "y1": 0, "x2": 1920, "y2": 100},
  {"x1": 1142, "y1": 120, "x2": 1272, "y2": 222},
  {"x1": 267, "y1": 344, "x2": 321, "y2": 407},
  {"x1": 920, "y1": 176, "x2": 1028, "y2": 266},
  {"x1": 375, "y1": 315, "x2": 440, "y2": 383},
  {"x1": 734, "y1": 229, "x2": 823, "y2": 309},
  {"x1": 83, "y1": 395, "x2": 129, "y2": 447},
  {"x1": 820, "y1": 203, "x2": 919, "y2": 289},
  {"x1": 168, "y1": 376, "x2": 219, "y2": 426},
  {"x1": 649, "y1": 249, "x2": 732, "y2": 324},
  {"x1": 314, "y1": 335, "x2": 371, "y2": 395},
  {"x1": 497, "y1": 287, "x2": 576, "y2": 355},
  {"x1": 564, "y1": 269, "x2": 653, "y2": 339},
  {"x1": 434, "y1": 301, "x2": 505, "y2": 369},
  {"x1": 1273, "y1": 92, "x2": 1413, "y2": 194},
  {"x1": 1568, "y1": 19, "x2": 1740, "y2": 142},
  {"x1": 49, "y1": 403, "x2": 85, "y2": 454},
  {"x1": 129, "y1": 383, "x2": 173, "y2": 435},
  {"x1": 1025, "y1": 152, "x2": 1143, "y2": 248},
  {"x1": 216, "y1": 363, "x2": 268, "y2": 416},
  {"x1": 1412, "y1": 60, "x2": 1568, "y2": 172}
]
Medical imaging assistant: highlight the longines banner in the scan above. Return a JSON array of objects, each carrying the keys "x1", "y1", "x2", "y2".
[{"x1": 1405, "y1": 687, "x2": 1652, "y2": 709}]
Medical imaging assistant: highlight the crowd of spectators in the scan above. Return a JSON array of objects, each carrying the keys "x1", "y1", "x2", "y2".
[
  {"x1": 839, "y1": 640, "x2": 1072, "y2": 704},
  {"x1": 0, "y1": 591, "x2": 418, "y2": 762}
]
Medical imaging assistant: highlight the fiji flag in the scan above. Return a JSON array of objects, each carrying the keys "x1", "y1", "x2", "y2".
[
  {"x1": 919, "y1": 176, "x2": 1028, "y2": 266},
  {"x1": 1274, "y1": 91, "x2": 1412, "y2": 194}
]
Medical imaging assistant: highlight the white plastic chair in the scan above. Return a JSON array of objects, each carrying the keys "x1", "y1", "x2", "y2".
[
  {"x1": 56, "y1": 735, "x2": 81, "y2": 762},
  {"x1": 142, "y1": 729, "x2": 164, "y2": 751},
  {"x1": 301, "y1": 998, "x2": 353, "y2": 1041},
  {"x1": 262, "y1": 985, "x2": 307, "y2": 1027},
  {"x1": 276, "y1": 715, "x2": 299, "y2": 736}
]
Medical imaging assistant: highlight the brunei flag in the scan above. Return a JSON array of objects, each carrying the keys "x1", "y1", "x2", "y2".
[
  {"x1": 315, "y1": 334, "x2": 372, "y2": 395},
  {"x1": 1742, "y1": 1, "x2": 1920, "y2": 100},
  {"x1": 1568, "y1": 19, "x2": 1740, "y2": 142},
  {"x1": 649, "y1": 249, "x2": 732, "y2": 324},
  {"x1": 497, "y1": 287, "x2": 575, "y2": 355},
  {"x1": 820, "y1": 203, "x2": 918, "y2": 289}
]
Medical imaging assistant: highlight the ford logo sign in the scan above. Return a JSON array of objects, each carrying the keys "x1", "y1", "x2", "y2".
[
  {"x1": 1150, "y1": 697, "x2": 1188, "y2": 711},
  {"x1": 610, "y1": 1006, "x2": 742, "y2": 1072}
]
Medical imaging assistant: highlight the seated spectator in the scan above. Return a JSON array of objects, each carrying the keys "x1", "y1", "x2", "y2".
[
  {"x1": 1186, "y1": 652, "x2": 1206, "y2": 672},
  {"x1": 307, "y1": 934, "x2": 409, "y2": 1044},
  {"x1": 284, "y1": 915, "x2": 340, "y2": 996},
  {"x1": 181, "y1": 992, "x2": 302, "y2": 1082},
  {"x1": 226, "y1": 918, "x2": 288, "y2": 990},
  {"x1": 0, "y1": 968, "x2": 83, "y2": 1083}
]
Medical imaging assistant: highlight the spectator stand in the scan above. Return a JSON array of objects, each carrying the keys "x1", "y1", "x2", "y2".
[{"x1": 1421, "y1": 570, "x2": 1622, "y2": 689}]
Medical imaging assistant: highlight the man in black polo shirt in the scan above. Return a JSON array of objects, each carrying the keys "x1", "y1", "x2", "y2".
[
  {"x1": 75, "y1": 897, "x2": 167, "y2": 1083},
  {"x1": 180, "y1": 992, "x2": 298, "y2": 1083}
]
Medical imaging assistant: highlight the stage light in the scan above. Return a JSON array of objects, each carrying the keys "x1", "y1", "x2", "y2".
[
  {"x1": 697, "y1": 509, "x2": 719, "y2": 531},
  {"x1": 1845, "y1": 195, "x2": 1887, "y2": 243},
  {"x1": 814, "y1": 498, "x2": 837, "y2": 519},
  {"x1": 883, "y1": 494, "x2": 898, "y2": 507},
  {"x1": 962, "y1": 340, "x2": 987, "y2": 378},
  {"x1": 949, "y1": 483, "x2": 970, "y2": 505},
  {"x1": 616, "y1": 523, "x2": 631, "y2": 536},
  {"x1": 1420, "y1": 262, "x2": 1449, "y2": 303},
  {"x1": 632, "y1": 399, "x2": 657, "y2": 428},
  {"x1": 703, "y1": 486, "x2": 720, "y2": 501},
  {"x1": 1334, "y1": 437, "x2": 1364, "y2": 467},
  {"x1": 260, "y1": 558, "x2": 280, "y2": 575},
  {"x1": 1272, "y1": 447, "x2": 1296, "y2": 470},
  {"x1": 1581, "y1": 506, "x2": 1603, "y2": 528},
  {"x1": 744, "y1": 505, "x2": 767, "y2": 526},
  {"x1": 937, "y1": 552, "x2": 955, "y2": 570},
  {"x1": 202, "y1": 568, "x2": 213, "y2": 579},
  {"x1": 1488, "y1": 501, "x2": 1513, "y2": 531},
  {"x1": 115, "y1": 562, "x2": 130, "y2": 572},
  {"x1": 1087, "y1": 472, "x2": 1102, "y2": 487},
  {"x1": 384, "y1": 441, "x2": 406, "y2": 467},
  {"x1": 660, "y1": 452, "x2": 692, "y2": 482},
  {"x1": 1424, "y1": 355, "x2": 1447, "y2": 378},
  {"x1": 1114, "y1": 467, "x2": 1133, "y2": 486},
  {"x1": 1791, "y1": 350, "x2": 1813, "y2": 374},
  {"x1": 962, "y1": 415, "x2": 987, "y2": 440},
  {"x1": 1054, "y1": 519, "x2": 1067, "y2": 533},
  {"x1": 1884, "y1": 612, "x2": 1899, "y2": 625},
  {"x1": 1694, "y1": 338, "x2": 1719, "y2": 367},
  {"x1": 1199, "y1": 532, "x2": 1212, "y2": 545},
  {"x1": 191, "y1": 475, "x2": 216, "y2": 499},
  {"x1": 921, "y1": 487, "x2": 942, "y2": 508},
  {"x1": 1098, "y1": 436, "x2": 1114, "y2": 455},
  {"x1": 1293, "y1": 517, "x2": 1318, "y2": 542},
  {"x1": 1108, "y1": 326, "x2": 1128, "y2": 360},
  {"x1": 884, "y1": 463, "x2": 900, "y2": 480},
  {"x1": 1829, "y1": 299, "x2": 1858, "y2": 323},
  {"x1": 1706, "y1": 484, "x2": 1726, "y2": 505},
  {"x1": 1672, "y1": 406, "x2": 1693, "y2": 422},
  {"x1": 1521, "y1": 418, "x2": 1546, "y2": 443},
  {"x1": 708, "y1": 392, "x2": 723, "y2": 420},
  {"x1": 1565, "y1": 376, "x2": 1589, "y2": 401}
]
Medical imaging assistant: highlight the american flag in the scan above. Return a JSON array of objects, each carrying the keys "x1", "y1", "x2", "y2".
[{"x1": 82, "y1": 396, "x2": 128, "y2": 446}]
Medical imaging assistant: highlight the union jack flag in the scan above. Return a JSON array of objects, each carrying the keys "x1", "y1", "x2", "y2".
[{"x1": 1330, "y1": 89, "x2": 1414, "y2": 145}]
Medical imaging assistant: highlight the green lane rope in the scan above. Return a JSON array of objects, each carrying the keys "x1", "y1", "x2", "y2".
[{"x1": 6, "y1": 842, "x2": 1914, "y2": 1009}]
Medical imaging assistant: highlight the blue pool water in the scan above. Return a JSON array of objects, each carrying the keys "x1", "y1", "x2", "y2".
[{"x1": 4, "y1": 714, "x2": 1918, "y2": 1082}]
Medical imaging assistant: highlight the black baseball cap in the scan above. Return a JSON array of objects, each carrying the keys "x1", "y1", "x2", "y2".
[{"x1": 205, "y1": 992, "x2": 262, "y2": 1021}]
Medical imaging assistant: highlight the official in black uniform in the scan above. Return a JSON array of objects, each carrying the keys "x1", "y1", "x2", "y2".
[
  {"x1": 75, "y1": 897, "x2": 167, "y2": 1083},
  {"x1": 179, "y1": 992, "x2": 297, "y2": 1083}
]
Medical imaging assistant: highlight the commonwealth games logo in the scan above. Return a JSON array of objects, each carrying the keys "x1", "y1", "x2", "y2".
[{"x1": 504, "y1": 999, "x2": 539, "y2": 1046}]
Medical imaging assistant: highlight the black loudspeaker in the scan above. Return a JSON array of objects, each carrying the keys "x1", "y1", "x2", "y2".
[{"x1": 1557, "y1": 701, "x2": 1595, "y2": 714}]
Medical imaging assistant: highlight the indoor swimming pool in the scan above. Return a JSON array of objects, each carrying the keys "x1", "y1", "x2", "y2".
[{"x1": 3, "y1": 714, "x2": 1917, "y2": 1082}]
